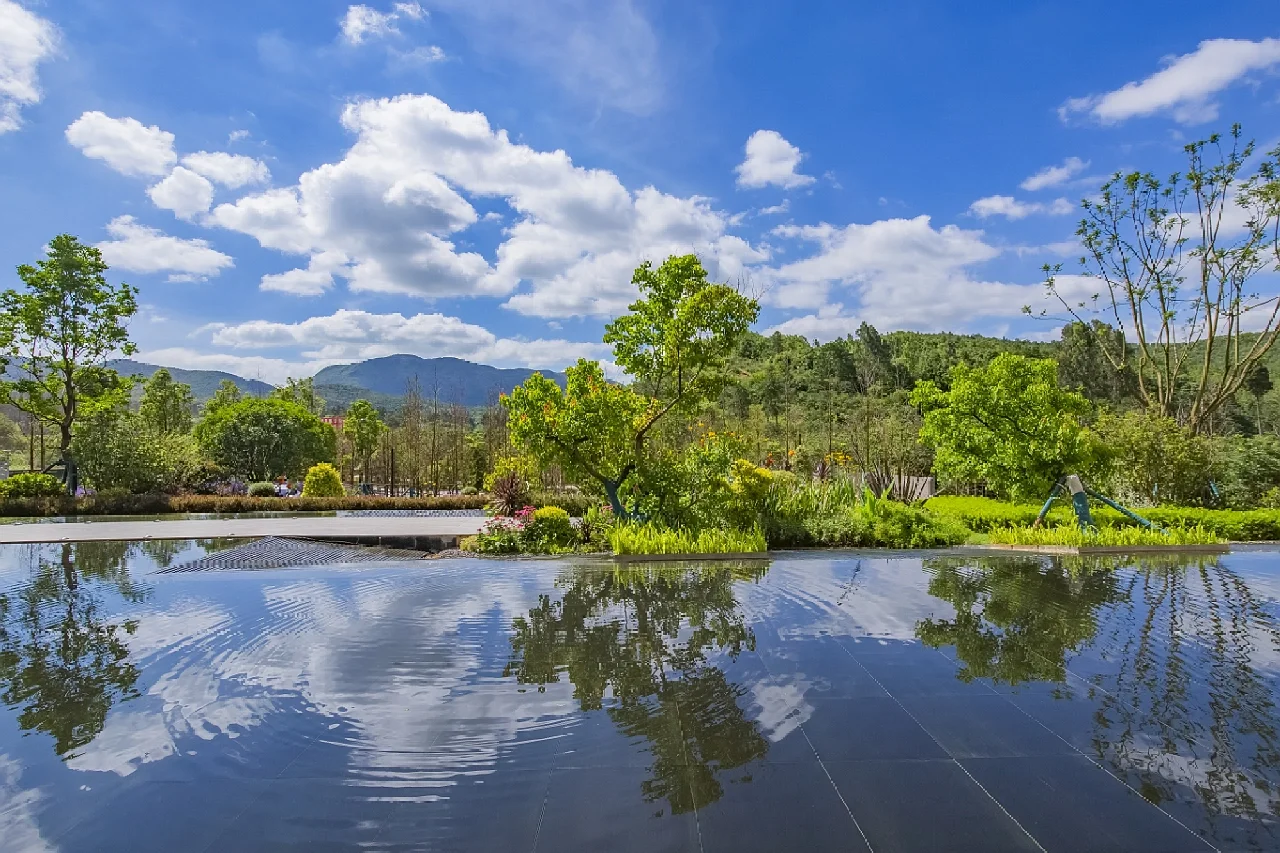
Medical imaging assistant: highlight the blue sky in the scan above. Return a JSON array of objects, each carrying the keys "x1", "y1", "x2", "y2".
[{"x1": 1, "y1": 0, "x2": 1278, "y2": 384}]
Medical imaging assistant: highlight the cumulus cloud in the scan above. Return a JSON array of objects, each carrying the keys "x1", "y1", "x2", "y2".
[
  {"x1": 146, "y1": 166, "x2": 214, "y2": 220},
  {"x1": 182, "y1": 151, "x2": 270, "y2": 188},
  {"x1": 97, "y1": 215, "x2": 233, "y2": 281},
  {"x1": 0, "y1": 0, "x2": 58, "y2": 133},
  {"x1": 209, "y1": 93, "x2": 763, "y2": 317},
  {"x1": 340, "y1": 2, "x2": 424, "y2": 45},
  {"x1": 65, "y1": 111, "x2": 177, "y2": 177},
  {"x1": 764, "y1": 215, "x2": 1076, "y2": 334},
  {"x1": 1061, "y1": 38, "x2": 1280, "y2": 124},
  {"x1": 735, "y1": 130, "x2": 814, "y2": 190},
  {"x1": 1020, "y1": 156, "x2": 1088, "y2": 191},
  {"x1": 968, "y1": 195, "x2": 1074, "y2": 220}
]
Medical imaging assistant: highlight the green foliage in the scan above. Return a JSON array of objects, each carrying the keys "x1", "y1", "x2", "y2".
[
  {"x1": 248, "y1": 481, "x2": 278, "y2": 497},
  {"x1": 1217, "y1": 434, "x2": 1280, "y2": 509},
  {"x1": 273, "y1": 377, "x2": 325, "y2": 415},
  {"x1": 0, "y1": 234, "x2": 138, "y2": 453},
  {"x1": 913, "y1": 354, "x2": 1100, "y2": 502},
  {"x1": 194, "y1": 397, "x2": 335, "y2": 480},
  {"x1": 987, "y1": 524, "x2": 1224, "y2": 547},
  {"x1": 1094, "y1": 411, "x2": 1214, "y2": 505},
  {"x1": 302, "y1": 463, "x2": 345, "y2": 497},
  {"x1": 0, "y1": 472, "x2": 65, "y2": 498},
  {"x1": 922, "y1": 496, "x2": 1057, "y2": 531},
  {"x1": 508, "y1": 255, "x2": 760, "y2": 519},
  {"x1": 137, "y1": 368, "x2": 194, "y2": 435},
  {"x1": 488, "y1": 471, "x2": 532, "y2": 517},
  {"x1": 526, "y1": 506, "x2": 576, "y2": 550},
  {"x1": 72, "y1": 406, "x2": 200, "y2": 494},
  {"x1": 202, "y1": 379, "x2": 242, "y2": 416},
  {"x1": 343, "y1": 399, "x2": 385, "y2": 481},
  {"x1": 608, "y1": 524, "x2": 768, "y2": 556},
  {"x1": 758, "y1": 478, "x2": 969, "y2": 548},
  {"x1": 505, "y1": 359, "x2": 650, "y2": 514}
]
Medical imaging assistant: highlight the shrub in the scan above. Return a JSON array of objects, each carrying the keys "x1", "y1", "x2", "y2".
[
  {"x1": 608, "y1": 524, "x2": 768, "y2": 556},
  {"x1": 302, "y1": 463, "x2": 345, "y2": 498},
  {"x1": 1094, "y1": 411, "x2": 1215, "y2": 506},
  {"x1": 248, "y1": 481, "x2": 279, "y2": 498},
  {"x1": 1217, "y1": 435, "x2": 1280, "y2": 509},
  {"x1": 488, "y1": 471, "x2": 531, "y2": 517},
  {"x1": 924, "y1": 496, "x2": 1071, "y2": 531},
  {"x1": 580, "y1": 504, "x2": 616, "y2": 548},
  {"x1": 526, "y1": 506, "x2": 576, "y2": 549},
  {"x1": 0, "y1": 472, "x2": 65, "y2": 498},
  {"x1": 988, "y1": 524, "x2": 1224, "y2": 547},
  {"x1": 461, "y1": 485, "x2": 479, "y2": 496},
  {"x1": 762, "y1": 479, "x2": 971, "y2": 548},
  {"x1": 470, "y1": 514, "x2": 528, "y2": 555},
  {"x1": 532, "y1": 491, "x2": 593, "y2": 517}
]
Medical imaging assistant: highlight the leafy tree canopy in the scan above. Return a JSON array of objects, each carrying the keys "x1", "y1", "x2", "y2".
[
  {"x1": 0, "y1": 235, "x2": 137, "y2": 460},
  {"x1": 137, "y1": 368, "x2": 194, "y2": 435},
  {"x1": 912, "y1": 354, "x2": 1100, "y2": 501},
  {"x1": 194, "y1": 397, "x2": 335, "y2": 481}
]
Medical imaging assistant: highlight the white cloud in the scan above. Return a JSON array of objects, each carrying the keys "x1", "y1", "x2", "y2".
[
  {"x1": 97, "y1": 215, "x2": 233, "y2": 281},
  {"x1": 968, "y1": 195, "x2": 1074, "y2": 220},
  {"x1": 228, "y1": 129, "x2": 251, "y2": 143},
  {"x1": 764, "y1": 215, "x2": 1079, "y2": 333},
  {"x1": 735, "y1": 130, "x2": 814, "y2": 190},
  {"x1": 65, "y1": 111, "x2": 177, "y2": 177},
  {"x1": 182, "y1": 151, "x2": 270, "y2": 188},
  {"x1": 425, "y1": 0, "x2": 662, "y2": 114},
  {"x1": 0, "y1": 0, "x2": 58, "y2": 133},
  {"x1": 1061, "y1": 38, "x2": 1280, "y2": 125},
  {"x1": 1020, "y1": 156, "x2": 1088, "y2": 191},
  {"x1": 259, "y1": 251, "x2": 347, "y2": 296},
  {"x1": 340, "y1": 2, "x2": 424, "y2": 44},
  {"x1": 146, "y1": 166, "x2": 214, "y2": 220},
  {"x1": 758, "y1": 200, "x2": 790, "y2": 216},
  {"x1": 209, "y1": 93, "x2": 763, "y2": 317},
  {"x1": 155, "y1": 308, "x2": 610, "y2": 382}
]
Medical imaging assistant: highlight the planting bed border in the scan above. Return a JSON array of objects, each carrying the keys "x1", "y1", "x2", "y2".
[
  {"x1": 612, "y1": 551, "x2": 772, "y2": 563},
  {"x1": 966, "y1": 544, "x2": 1231, "y2": 556}
]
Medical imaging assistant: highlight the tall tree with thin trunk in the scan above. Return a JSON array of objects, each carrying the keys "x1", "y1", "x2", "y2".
[
  {"x1": 0, "y1": 235, "x2": 138, "y2": 486},
  {"x1": 1039, "y1": 126, "x2": 1280, "y2": 434}
]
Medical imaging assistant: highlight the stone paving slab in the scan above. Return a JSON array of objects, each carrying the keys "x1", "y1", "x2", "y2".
[{"x1": 0, "y1": 514, "x2": 487, "y2": 544}]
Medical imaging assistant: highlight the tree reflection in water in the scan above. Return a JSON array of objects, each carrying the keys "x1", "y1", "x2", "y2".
[
  {"x1": 506, "y1": 561, "x2": 770, "y2": 814},
  {"x1": 918, "y1": 553, "x2": 1280, "y2": 846},
  {"x1": 0, "y1": 542, "x2": 150, "y2": 758}
]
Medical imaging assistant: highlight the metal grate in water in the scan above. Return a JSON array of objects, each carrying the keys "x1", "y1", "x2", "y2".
[{"x1": 158, "y1": 537, "x2": 427, "y2": 573}]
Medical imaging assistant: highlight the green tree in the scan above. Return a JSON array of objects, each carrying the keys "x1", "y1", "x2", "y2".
[
  {"x1": 202, "y1": 379, "x2": 242, "y2": 417},
  {"x1": 137, "y1": 368, "x2": 194, "y2": 435},
  {"x1": 1042, "y1": 126, "x2": 1280, "y2": 433},
  {"x1": 1245, "y1": 364, "x2": 1273, "y2": 435},
  {"x1": 194, "y1": 397, "x2": 335, "y2": 481},
  {"x1": 73, "y1": 405, "x2": 199, "y2": 493},
  {"x1": 912, "y1": 354, "x2": 1099, "y2": 501},
  {"x1": 1095, "y1": 410, "x2": 1215, "y2": 506},
  {"x1": 1056, "y1": 320, "x2": 1134, "y2": 406},
  {"x1": 273, "y1": 376, "x2": 325, "y2": 416},
  {"x1": 0, "y1": 235, "x2": 138, "y2": 483},
  {"x1": 506, "y1": 255, "x2": 758, "y2": 517},
  {"x1": 343, "y1": 399, "x2": 386, "y2": 484}
]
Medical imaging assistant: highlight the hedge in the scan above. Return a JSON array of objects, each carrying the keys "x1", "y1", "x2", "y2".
[{"x1": 0, "y1": 490, "x2": 596, "y2": 518}]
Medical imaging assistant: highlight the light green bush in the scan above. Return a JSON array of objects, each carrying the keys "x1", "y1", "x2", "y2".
[
  {"x1": 0, "y1": 472, "x2": 65, "y2": 498},
  {"x1": 608, "y1": 524, "x2": 767, "y2": 555},
  {"x1": 302, "y1": 463, "x2": 345, "y2": 497},
  {"x1": 527, "y1": 506, "x2": 576, "y2": 549},
  {"x1": 248, "y1": 481, "x2": 278, "y2": 498},
  {"x1": 988, "y1": 524, "x2": 1223, "y2": 547}
]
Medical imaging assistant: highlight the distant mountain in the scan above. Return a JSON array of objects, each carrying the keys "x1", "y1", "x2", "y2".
[
  {"x1": 312, "y1": 355, "x2": 566, "y2": 407},
  {"x1": 109, "y1": 359, "x2": 275, "y2": 402}
]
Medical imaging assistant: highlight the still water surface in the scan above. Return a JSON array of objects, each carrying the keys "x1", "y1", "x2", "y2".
[{"x1": 1, "y1": 542, "x2": 1278, "y2": 852}]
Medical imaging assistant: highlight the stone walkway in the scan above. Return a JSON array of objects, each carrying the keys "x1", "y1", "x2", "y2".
[{"x1": 0, "y1": 515, "x2": 487, "y2": 545}]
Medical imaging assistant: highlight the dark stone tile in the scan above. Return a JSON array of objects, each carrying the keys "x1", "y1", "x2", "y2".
[
  {"x1": 961, "y1": 756, "x2": 1213, "y2": 853},
  {"x1": 201, "y1": 778, "x2": 403, "y2": 852},
  {"x1": 696, "y1": 760, "x2": 870, "y2": 852},
  {"x1": 854, "y1": 650, "x2": 999, "y2": 698},
  {"x1": 896, "y1": 694, "x2": 1079, "y2": 758},
  {"x1": 552, "y1": 708, "x2": 671, "y2": 769},
  {"x1": 1003, "y1": 691, "x2": 1136, "y2": 758},
  {"x1": 824, "y1": 759, "x2": 1042, "y2": 852},
  {"x1": 536, "y1": 766, "x2": 701, "y2": 852},
  {"x1": 800, "y1": 698, "x2": 948, "y2": 761},
  {"x1": 55, "y1": 780, "x2": 252, "y2": 853}
]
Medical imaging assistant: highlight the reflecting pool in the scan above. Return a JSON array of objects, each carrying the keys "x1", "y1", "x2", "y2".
[{"x1": 1, "y1": 543, "x2": 1279, "y2": 851}]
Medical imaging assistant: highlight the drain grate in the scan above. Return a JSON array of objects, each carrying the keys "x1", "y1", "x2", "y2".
[{"x1": 158, "y1": 537, "x2": 427, "y2": 573}]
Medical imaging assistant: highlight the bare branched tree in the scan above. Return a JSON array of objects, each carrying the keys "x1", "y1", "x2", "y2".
[{"x1": 1038, "y1": 125, "x2": 1280, "y2": 433}]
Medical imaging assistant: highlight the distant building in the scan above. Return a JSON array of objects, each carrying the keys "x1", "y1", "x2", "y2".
[{"x1": 321, "y1": 416, "x2": 345, "y2": 433}]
